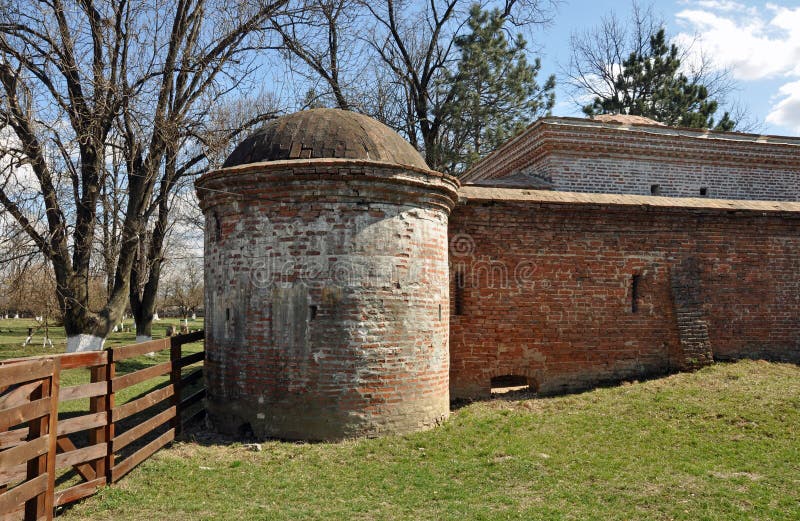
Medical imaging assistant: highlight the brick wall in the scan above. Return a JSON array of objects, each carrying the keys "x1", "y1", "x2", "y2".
[{"x1": 449, "y1": 188, "x2": 800, "y2": 399}]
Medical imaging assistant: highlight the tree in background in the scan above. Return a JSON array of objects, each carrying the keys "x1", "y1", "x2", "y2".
[
  {"x1": 275, "y1": 0, "x2": 558, "y2": 173},
  {"x1": 582, "y1": 29, "x2": 733, "y2": 130},
  {"x1": 437, "y1": 5, "x2": 555, "y2": 173},
  {"x1": 159, "y1": 258, "x2": 203, "y2": 320},
  {"x1": 364, "y1": 0, "x2": 558, "y2": 172},
  {"x1": 567, "y1": 2, "x2": 737, "y2": 131},
  {"x1": 0, "y1": 0, "x2": 287, "y2": 351}
]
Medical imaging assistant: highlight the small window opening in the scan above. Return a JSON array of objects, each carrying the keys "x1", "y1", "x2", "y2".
[
  {"x1": 650, "y1": 184, "x2": 661, "y2": 196},
  {"x1": 491, "y1": 375, "x2": 530, "y2": 395},
  {"x1": 699, "y1": 187, "x2": 708, "y2": 197},
  {"x1": 631, "y1": 274, "x2": 641, "y2": 313},
  {"x1": 225, "y1": 308, "x2": 230, "y2": 321},
  {"x1": 309, "y1": 305, "x2": 318, "y2": 320},
  {"x1": 438, "y1": 304, "x2": 442, "y2": 321},
  {"x1": 454, "y1": 271, "x2": 465, "y2": 316},
  {"x1": 212, "y1": 212, "x2": 221, "y2": 240}
]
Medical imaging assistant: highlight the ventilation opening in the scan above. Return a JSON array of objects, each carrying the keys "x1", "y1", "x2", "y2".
[
  {"x1": 309, "y1": 305, "x2": 318, "y2": 320},
  {"x1": 699, "y1": 187, "x2": 708, "y2": 197},
  {"x1": 454, "y1": 271, "x2": 465, "y2": 316},
  {"x1": 491, "y1": 375, "x2": 530, "y2": 395},
  {"x1": 631, "y1": 274, "x2": 641, "y2": 313},
  {"x1": 212, "y1": 211, "x2": 221, "y2": 240},
  {"x1": 650, "y1": 184, "x2": 661, "y2": 196}
]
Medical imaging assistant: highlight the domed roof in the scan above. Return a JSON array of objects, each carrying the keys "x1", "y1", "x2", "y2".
[{"x1": 223, "y1": 108, "x2": 428, "y2": 169}]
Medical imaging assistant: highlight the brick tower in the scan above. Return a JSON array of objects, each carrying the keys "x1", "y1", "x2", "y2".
[{"x1": 196, "y1": 109, "x2": 459, "y2": 440}]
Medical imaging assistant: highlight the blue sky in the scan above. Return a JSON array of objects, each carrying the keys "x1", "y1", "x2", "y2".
[{"x1": 535, "y1": 0, "x2": 800, "y2": 136}]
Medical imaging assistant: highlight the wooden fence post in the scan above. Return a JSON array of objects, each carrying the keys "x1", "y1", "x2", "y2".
[
  {"x1": 43, "y1": 360, "x2": 59, "y2": 521},
  {"x1": 104, "y1": 350, "x2": 115, "y2": 483},
  {"x1": 170, "y1": 337, "x2": 183, "y2": 436},
  {"x1": 22, "y1": 358, "x2": 59, "y2": 521},
  {"x1": 89, "y1": 359, "x2": 107, "y2": 482}
]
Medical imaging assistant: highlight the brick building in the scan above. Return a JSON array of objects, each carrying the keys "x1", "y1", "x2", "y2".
[
  {"x1": 197, "y1": 109, "x2": 800, "y2": 440},
  {"x1": 461, "y1": 114, "x2": 800, "y2": 201}
]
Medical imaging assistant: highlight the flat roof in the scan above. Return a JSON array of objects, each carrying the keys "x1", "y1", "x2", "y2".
[
  {"x1": 459, "y1": 186, "x2": 800, "y2": 214},
  {"x1": 463, "y1": 116, "x2": 800, "y2": 183}
]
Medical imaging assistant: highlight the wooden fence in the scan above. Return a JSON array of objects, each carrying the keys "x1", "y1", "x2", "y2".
[{"x1": 0, "y1": 331, "x2": 205, "y2": 520}]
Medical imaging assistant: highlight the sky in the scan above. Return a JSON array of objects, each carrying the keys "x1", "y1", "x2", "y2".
[{"x1": 536, "y1": 0, "x2": 800, "y2": 136}]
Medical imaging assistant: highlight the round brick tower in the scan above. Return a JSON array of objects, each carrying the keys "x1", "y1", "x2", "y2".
[{"x1": 195, "y1": 109, "x2": 459, "y2": 441}]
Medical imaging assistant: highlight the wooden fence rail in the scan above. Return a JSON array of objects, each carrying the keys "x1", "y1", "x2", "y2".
[{"x1": 0, "y1": 331, "x2": 205, "y2": 520}]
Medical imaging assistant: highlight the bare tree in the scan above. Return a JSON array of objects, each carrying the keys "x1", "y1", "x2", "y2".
[
  {"x1": 363, "y1": 0, "x2": 556, "y2": 171},
  {"x1": 271, "y1": 0, "x2": 365, "y2": 110},
  {"x1": 128, "y1": 92, "x2": 282, "y2": 341},
  {"x1": 160, "y1": 258, "x2": 203, "y2": 320},
  {"x1": 564, "y1": 1, "x2": 744, "y2": 127},
  {"x1": 0, "y1": 0, "x2": 287, "y2": 351}
]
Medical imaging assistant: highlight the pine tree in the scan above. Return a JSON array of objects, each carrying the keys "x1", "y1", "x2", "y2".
[
  {"x1": 583, "y1": 29, "x2": 734, "y2": 131},
  {"x1": 437, "y1": 5, "x2": 555, "y2": 174}
]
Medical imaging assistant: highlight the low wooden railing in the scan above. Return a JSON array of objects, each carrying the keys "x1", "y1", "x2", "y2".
[{"x1": 0, "y1": 331, "x2": 205, "y2": 520}]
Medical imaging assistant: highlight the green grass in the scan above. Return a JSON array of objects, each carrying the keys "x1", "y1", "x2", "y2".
[{"x1": 56, "y1": 360, "x2": 800, "y2": 521}]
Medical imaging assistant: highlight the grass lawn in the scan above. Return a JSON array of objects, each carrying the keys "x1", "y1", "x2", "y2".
[{"x1": 56, "y1": 360, "x2": 800, "y2": 521}]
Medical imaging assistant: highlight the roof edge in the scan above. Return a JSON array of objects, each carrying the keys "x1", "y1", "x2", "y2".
[{"x1": 458, "y1": 186, "x2": 800, "y2": 214}]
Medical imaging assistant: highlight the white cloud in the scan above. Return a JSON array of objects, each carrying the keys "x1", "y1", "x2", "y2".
[
  {"x1": 691, "y1": 1, "x2": 751, "y2": 12},
  {"x1": 674, "y1": 2, "x2": 800, "y2": 135},
  {"x1": 675, "y1": 4, "x2": 800, "y2": 81},
  {"x1": 766, "y1": 80, "x2": 800, "y2": 132}
]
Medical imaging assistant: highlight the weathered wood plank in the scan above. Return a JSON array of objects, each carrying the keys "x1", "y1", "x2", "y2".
[
  {"x1": 111, "y1": 362, "x2": 171, "y2": 392},
  {"x1": 0, "y1": 382, "x2": 42, "y2": 412},
  {"x1": 43, "y1": 366, "x2": 59, "y2": 521},
  {"x1": 0, "y1": 462, "x2": 25, "y2": 486},
  {"x1": 0, "y1": 361, "x2": 54, "y2": 389},
  {"x1": 111, "y1": 339, "x2": 169, "y2": 362},
  {"x1": 0, "y1": 351, "x2": 105, "y2": 371},
  {"x1": 177, "y1": 351, "x2": 204, "y2": 368},
  {"x1": 111, "y1": 385, "x2": 174, "y2": 423},
  {"x1": 0, "y1": 437, "x2": 48, "y2": 471},
  {"x1": 88, "y1": 365, "x2": 110, "y2": 485},
  {"x1": 54, "y1": 443, "x2": 106, "y2": 470},
  {"x1": 53, "y1": 477, "x2": 106, "y2": 508},
  {"x1": 0, "y1": 427, "x2": 27, "y2": 449},
  {"x1": 111, "y1": 428, "x2": 174, "y2": 483},
  {"x1": 112, "y1": 406, "x2": 176, "y2": 453},
  {"x1": 170, "y1": 339, "x2": 183, "y2": 436},
  {"x1": 0, "y1": 474, "x2": 47, "y2": 515},
  {"x1": 0, "y1": 411, "x2": 104, "y2": 447},
  {"x1": 55, "y1": 437, "x2": 96, "y2": 482},
  {"x1": 57, "y1": 413, "x2": 105, "y2": 437},
  {"x1": 172, "y1": 330, "x2": 204, "y2": 346},
  {"x1": 59, "y1": 382, "x2": 106, "y2": 403},
  {"x1": 0, "y1": 399, "x2": 51, "y2": 432},
  {"x1": 58, "y1": 351, "x2": 107, "y2": 370}
]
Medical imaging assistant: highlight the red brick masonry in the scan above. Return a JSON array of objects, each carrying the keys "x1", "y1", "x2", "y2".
[{"x1": 449, "y1": 187, "x2": 800, "y2": 398}]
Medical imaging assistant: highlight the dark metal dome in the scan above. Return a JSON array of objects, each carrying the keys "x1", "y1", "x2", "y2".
[{"x1": 223, "y1": 108, "x2": 428, "y2": 170}]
